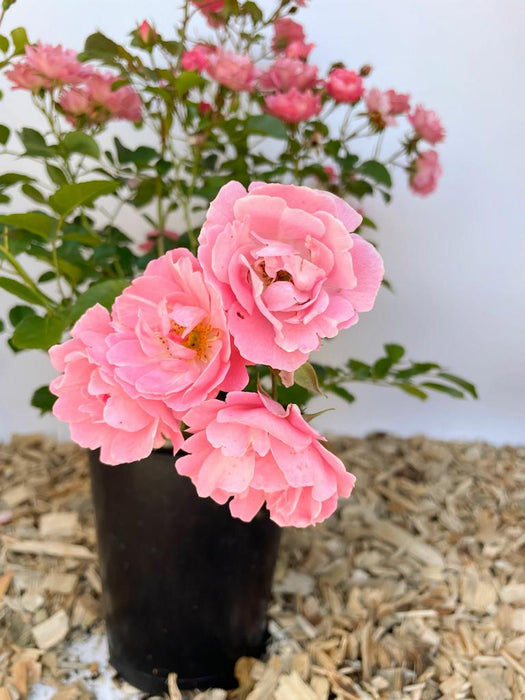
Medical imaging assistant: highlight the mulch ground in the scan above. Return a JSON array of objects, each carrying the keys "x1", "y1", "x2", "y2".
[{"x1": 0, "y1": 433, "x2": 524, "y2": 700}]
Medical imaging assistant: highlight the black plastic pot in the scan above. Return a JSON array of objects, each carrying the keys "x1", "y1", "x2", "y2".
[{"x1": 89, "y1": 449, "x2": 281, "y2": 694}]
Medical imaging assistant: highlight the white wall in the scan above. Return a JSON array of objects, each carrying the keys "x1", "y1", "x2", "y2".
[{"x1": 0, "y1": 0, "x2": 523, "y2": 444}]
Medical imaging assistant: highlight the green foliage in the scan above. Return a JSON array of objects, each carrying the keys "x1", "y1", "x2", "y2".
[
  {"x1": 49, "y1": 180, "x2": 120, "y2": 216},
  {"x1": 0, "y1": 6, "x2": 472, "y2": 418}
]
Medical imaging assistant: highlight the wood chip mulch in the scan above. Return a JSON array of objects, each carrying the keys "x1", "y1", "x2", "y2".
[{"x1": 0, "y1": 433, "x2": 524, "y2": 699}]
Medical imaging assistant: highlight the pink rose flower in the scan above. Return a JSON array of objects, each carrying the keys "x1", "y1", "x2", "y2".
[
  {"x1": 138, "y1": 229, "x2": 179, "y2": 253},
  {"x1": 198, "y1": 182, "x2": 384, "y2": 371},
  {"x1": 284, "y1": 40, "x2": 315, "y2": 60},
  {"x1": 272, "y1": 18, "x2": 305, "y2": 52},
  {"x1": 410, "y1": 150, "x2": 442, "y2": 196},
  {"x1": 408, "y1": 105, "x2": 445, "y2": 144},
  {"x1": 385, "y1": 89, "x2": 410, "y2": 115},
  {"x1": 106, "y1": 249, "x2": 248, "y2": 413},
  {"x1": 206, "y1": 49, "x2": 259, "y2": 92},
  {"x1": 365, "y1": 87, "x2": 396, "y2": 129},
  {"x1": 178, "y1": 392, "x2": 356, "y2": 527},
  {"x1": 49, "y1": 305, "x2": 183, "y2": 466},
  {"x1": 191, "y1": 0, "x2": 225, "y2": 26},
  {"x1": 259, "y1": 57, "x2": 318, "y2": 93},
  {"x1": 60, "y1": 72, "x2": 142, "y2": 125},
  {"x1": 181, "y1": 45, "x2": 213, "y2": 73},
  {"x1": 6, "y1": 43, "x2": 87, "y2": 91},
  {"x1": 265, "y1": 88, "x2": 321, "y2": 123},
  {"x1": 325, "y1": 68, "x2": 364, "y2": 103}
]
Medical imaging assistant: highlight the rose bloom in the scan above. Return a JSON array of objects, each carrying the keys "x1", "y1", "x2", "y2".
[
  {"x1": 409, "y1": 105, "x2": 445, "y2": 144},
  {"x1": 198, "y1": 182, "x2": 384, "y2": 371},
  {"x1": 285, "y1": 40, "x2": 315, "y2": 60},
  {"x1": 410, "y1": 150, "x2": 442, "y2": 196},
  {"x1": 206, "y1": 49, "x2": 259, "y2": 92},
  {"x1": 191, "y1": 0, "x2": 224, "y2": 26},
  {"x1": 259, "y1": 57, "x2": 318, "y2": 93},
  {"x1": 106, "y1": 249, "x2": 247, "y2": 413},
  {"x1": 272, "y1": 18, "x2": 305, "y2": 52},
  {"x1": 49, "y1": 305, "x2": 183, "y2": 466},
  {"x1": 178, "y1": 392, "x2": 356, "y2": 527},
  {"x1": 265, "y1": 88, "x2": 321, "y2": 123},
  {"x1": 6, "y1": 43, "x2": 87, "y2": 91},
  {"x1": 60, "y1": 72, "x2": 142, "y2": 125},
  {"x1": 325, "y1": 68, "x2": 364, "y2": 103},
  {"x1": 365, "y1": 87, "x2": 396, "y2": 129},
  {"x1": 385, "y1": 89, "x2": 410, "y2": 115},
  {"x1": 181, "y1": 45, "x2": 212, "y2": 73}
]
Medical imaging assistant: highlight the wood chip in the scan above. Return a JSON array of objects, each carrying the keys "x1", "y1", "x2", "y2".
[
  {"x1": 32, "y1": 610, "x2": 69, "y2": 650},
  {"x1": 471, "y1": 669, "x2": 512, "y2": 699},
  {"x1": 168, "y1": 672, "x2": 183, "y2": 700},
  {"x1": 39, "y1": 512, "x2": 79, "y2": 539},
  {"x1": 42, "y1": 573, "x2": 78, "y2": 595},
  {"x1": 3, "y1": 537, "x2": 95, "y2": 559},
  {"x1": 1, "y1": 484, "x2": 33, "y2": 508},
  {"x1": 0, "y1": 570, "x2": 13, "y2": 598}
]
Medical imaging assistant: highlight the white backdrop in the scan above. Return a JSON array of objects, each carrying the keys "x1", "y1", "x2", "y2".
[{"x1": 0, "y1": 0, "x2": 523, "y2": 444}]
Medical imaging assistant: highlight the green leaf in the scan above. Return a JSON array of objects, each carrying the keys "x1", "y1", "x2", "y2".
[
  {"x1": 61, "y1": 131, "x2": 100, "y2": 159},
  {"x1": 46, "y1": 163, "x2": 68, "y2": 186},
  {"x1": 294, "y1": 362, "x2": 323, "y2": 395},
  {"x1": 0, "y1": 124, "x2": 10, "y2": 144},
  {"x1": 384, "y1": 344, "x2": 405, "y2": 362},
  {"x1": 10, "y1": 26, "x2": 29, "y2": 55},
  {"x1": 0, "y1": 172, "x2": 33, "y2": 187},
  {"x1": 49, "y1": 180, "x2": 120, "y2": 216},
  {"x1": 347, "y1": 359, "x2": 371, "y2": 379},
  {"x1": 324, "y1": 384, "x2": 355, "y2": 403},
  {"x1": 396, "y1": 363, "x2": 440, "y2": 379},
  {"x1": 397, "y1": 383, "x2": 428, "y2": 400},
  {"x1": 174, "y1": 71, "x2": 206, "y2": 96},
  {"x1": 19, "y1": 127, "x2": 50, "y2": 157},
  {"x1": 84, "y1": 32, "x2": 120, "y2": 58},
  {"x1": 245, "y1": 115, "x2": 288, "y2": 140},
  {"x1": 0, "y1": 277, "x2": 48, "y2": 306},
  {"x1": 372, "y1": 356, "x2": 395, "y2": 379},
  {"x1": 0, "y1": 212, "x2": 56, "y2": 239},
  {"x1": 11, "y1": 314, "x2": 64, "y2": 350},
  {"x1": 421, "y1": 381, "x2": 465, "y2": 399},
  {"x1": 31, "y1": 385, "x2": 57, "y2": 414},
  {"x1": 242, "y1": 1, "x2": 263, "y2": 21},
  {"x1": 9, "y1": 304, "x2": 36, "y2": 326},
  {"x1": 68, "y1": 279, "x2": 129, "y2": 324},
  {"x1": 437, "y1": 372, "x2": 478, "y2": 399},
  {"x1": 359, "y1": 160, "x2": 392, "y2": 187},
  {"x1": 0, "y1": 35, "x2": 9, "y2": 53},
  {"x1": 21, "y1": 183, "x2": 46, "y2": 203}
]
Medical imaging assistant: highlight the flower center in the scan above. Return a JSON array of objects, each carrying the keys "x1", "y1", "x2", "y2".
[{"x1": 169, "y1": 320, "x2": 219, "y2": 362}]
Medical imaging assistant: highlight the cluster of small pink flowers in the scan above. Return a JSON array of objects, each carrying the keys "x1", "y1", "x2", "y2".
[
  {"x1": 7, "y1": 43, "x2": 142, "y2": 126},
  {"x1": 59, "y1": 72, "x2": 142, "y2": 126},
  {"x1": 261, "y1": 19, "x2": 321, "y2": 123},
  {"x1": 50, "y1": 183, "x2": 383, "y2": 527},
  {"x1": 6, "y1": 43, "x2": 88, "y2": 91}
]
